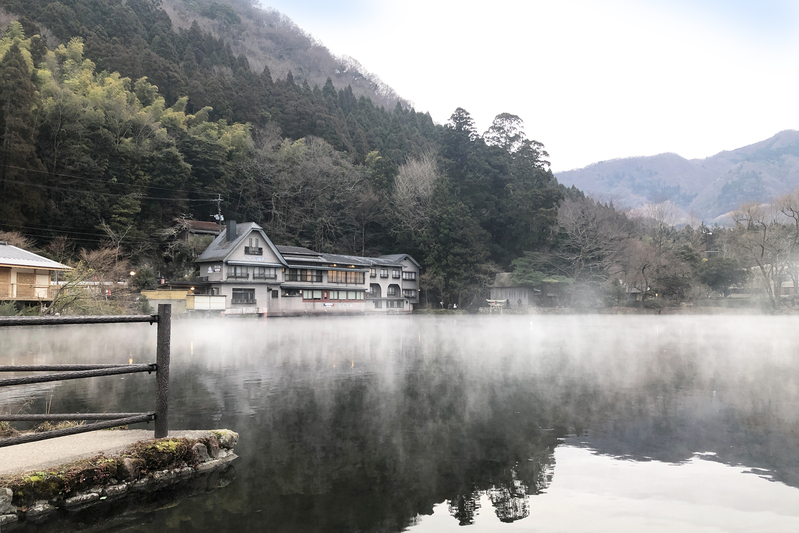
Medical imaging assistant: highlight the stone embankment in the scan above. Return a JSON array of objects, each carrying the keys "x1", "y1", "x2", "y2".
[{"x1": 0, "y1": 429, "x2": 238, "y2": 528}]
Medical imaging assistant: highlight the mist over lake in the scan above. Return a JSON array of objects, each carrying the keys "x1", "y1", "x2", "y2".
[{"x1": 4, "y1": 315, "x2": 799, "y2": 532}]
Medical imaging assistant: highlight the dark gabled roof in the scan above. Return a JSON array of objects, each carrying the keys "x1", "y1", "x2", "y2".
[
  {"x1": 276, "y1": 245, "x2": 317, "y2": 255},
  {"x1": 379, "y1": 254, "x2": 421, "y2": 269},
  {"x1": 319, "y1": 253, "x2": 373, "y2": 267},
  {"x1": 195, "y1": 223, "x2": 420, "y2": 271},
  {"x1": 276, "y1": 245, "x2": 331, "y2": 265},
  {"x1": 187, "y1": 220, "x2": 222, "y2": 233},
  {"x1": 196, "y1": 222, "x2": 287, "y2": 266},
  {"x1": 0, "y1": 243, "x2": 70, "y2": 270}
]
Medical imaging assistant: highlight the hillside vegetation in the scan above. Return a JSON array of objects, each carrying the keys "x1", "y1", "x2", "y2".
[
  {"x1": 158, "y1": 0, "x2": 408, "y2": 110},
  {"x1": 556, "y1": 130, "x2": 799, "y2": 223},
  {"x1": 0, "y1": 0, "x2": 565, "y2": 308}
]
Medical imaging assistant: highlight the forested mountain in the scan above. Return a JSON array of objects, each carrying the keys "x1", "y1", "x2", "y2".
[
  {"x1": 0, "y1": 0, "x2": 566, "y2": 308},
  {"x1": 157, "y1": 0, "x2": 408, "y2": 110},
  {"x1": 556, "y1": 130, "x2": 799, "y2": 223}
]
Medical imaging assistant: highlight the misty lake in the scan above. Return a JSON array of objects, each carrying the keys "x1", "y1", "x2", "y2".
[{"x1": 3, "y1": 314, "x2": 799, "y2": 532}]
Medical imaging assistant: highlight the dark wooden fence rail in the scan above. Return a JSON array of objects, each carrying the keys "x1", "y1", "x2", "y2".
[{"x1": 0, "y1": 304, "x2": 171, "y2": 448}]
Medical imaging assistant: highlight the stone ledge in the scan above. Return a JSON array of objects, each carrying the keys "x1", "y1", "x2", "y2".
[{"x1": 0, "y1": 429, "x2": 239, "y2": 527}]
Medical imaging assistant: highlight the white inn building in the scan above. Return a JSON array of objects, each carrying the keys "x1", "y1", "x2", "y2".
[{"x1": 187, "y1": 221, "x2": 420, "y2": 316}]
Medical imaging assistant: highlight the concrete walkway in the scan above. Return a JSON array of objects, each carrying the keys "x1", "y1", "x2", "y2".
[{"x1": 0, "y1": 430, "x2": 212, "y2": 477}]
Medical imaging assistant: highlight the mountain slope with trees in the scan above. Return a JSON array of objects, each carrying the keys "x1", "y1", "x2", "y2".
[
  {"x1": 556, "y1": 130, "x2": 799, "y2": 223},
  {"x1": 0, "y1": 1, "x2": 566, "y2": 310}
]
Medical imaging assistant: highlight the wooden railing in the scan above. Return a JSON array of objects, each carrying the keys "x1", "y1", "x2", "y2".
[{"x1": 0, "y1": 283, "x2": 57, "y2": 301}]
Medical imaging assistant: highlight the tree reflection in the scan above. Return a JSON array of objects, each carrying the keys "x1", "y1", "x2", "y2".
[
  {"x1": 489, "y1": 475, "x2": 528, "y2": 523},
  {"x1": 448, "y1": 491, "x2": 481, "y2": 525},
  {"x1": 7, "y1": 316, "x2": 799, "y2": 532}
]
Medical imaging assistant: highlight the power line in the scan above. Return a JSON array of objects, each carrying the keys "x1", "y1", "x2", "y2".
[
  {"x1": 0, "y1": 177, "x2": 221, "y2": 202},
  {"x1": 1, "y1": 163, "x2": 216, "y2": 196},
  {"x1": 0, "y1": 223, "x2": 156, "y2": 242}
]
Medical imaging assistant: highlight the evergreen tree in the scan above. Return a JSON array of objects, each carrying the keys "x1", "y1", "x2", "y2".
[{"x1": 0, "y1": 37, "x2": 44, "y2": 226}]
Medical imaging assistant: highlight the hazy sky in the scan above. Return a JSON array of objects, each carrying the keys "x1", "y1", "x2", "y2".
[{"x1": 258, "y1": 1, "x2": 799, "y2": 172}]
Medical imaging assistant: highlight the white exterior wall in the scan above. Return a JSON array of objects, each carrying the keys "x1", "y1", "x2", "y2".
[
  {"x1": 365, "y1": 260, "x2": 419, "y2": 313},
  {"x1": 202, "y1": 263, "x2": 224, "y2": 282},
  {"x1": 227, "y1": 234, "x2": 283, "y2": 263},
  {"x1": 197, "y1": 227, "x2": 419, "y2": 316}
]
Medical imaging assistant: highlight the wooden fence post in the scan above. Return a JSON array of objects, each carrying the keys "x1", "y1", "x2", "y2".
[{"x1": 155, "y1": 304, "x2": 171, "y2": 438}]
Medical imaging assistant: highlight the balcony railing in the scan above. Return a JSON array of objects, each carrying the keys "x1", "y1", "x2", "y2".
[
  {"x1": 231, "y1": 298, "x2": 256, "y2": 305},
  {"x1": 244, "y1": 246, "x2": 263, "y2": 255},
  {"x1": 285, "y1": 273, "x2": 322, "y2": 283},
  {"x1": 0, "y1": 283, "x2": 57, "y2": 301}
]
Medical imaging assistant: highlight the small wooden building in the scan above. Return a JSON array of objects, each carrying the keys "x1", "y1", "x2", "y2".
[
  {"x1": 489, "y1": 273, "x2": 536, "y2": 308},
  {"x1": 0, "y1": 242, "x2": 70, "y2": 302}
]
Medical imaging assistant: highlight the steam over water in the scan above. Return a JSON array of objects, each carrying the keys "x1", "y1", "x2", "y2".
[{"x1": 4, "y1": 315, "x2": 799, "y2": 531}]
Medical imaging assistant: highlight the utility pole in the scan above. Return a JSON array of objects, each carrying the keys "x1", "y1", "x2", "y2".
[{"x1": 212, "y1": 194, "x2": 224, "y2": 233}]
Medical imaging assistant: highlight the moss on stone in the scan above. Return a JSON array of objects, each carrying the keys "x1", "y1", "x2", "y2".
[
  {"x1": 129, "y1": 437, "x2": 198, "y2": 472},
  {"x1": 3, "y1": 437, "x2": 200, "y2": 508}
]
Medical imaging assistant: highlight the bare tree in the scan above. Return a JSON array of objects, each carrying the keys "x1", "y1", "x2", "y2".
[
  {"x1": 43, "y1": 247, "x2": 136, "y2": 315},
  {"x1": 553, "y1": 197, "x2": 633, "y2": 283},
  {"x1": 774, "y1": 190, "x2": 799, "y2": 300},
  {"x1": 0, "y1": 230, "x2": 34, "y2": 249},
  {"x1": 728, "y1": 202, "x2": 796, "y2": 309},
  {"x1": 614, "y1": 238, "x2": 659, "y2": 297},
  {"x1": 629, "y1": 200, "x2": 680, "y2": 256},
  {"x1": 390, "y1": 151, "x2": 437, "y2": 236}
]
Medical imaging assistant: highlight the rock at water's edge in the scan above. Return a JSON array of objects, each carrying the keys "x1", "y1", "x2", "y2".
[
  {"x1": 0, "y1": 487, "x2": 15, "y2": 514},
  {"x1": 192, "y1": 442, "x2": 210, "y2": 462},
  {"x1": 213, "y1": 430, "x2": 239, "y2": 448}
]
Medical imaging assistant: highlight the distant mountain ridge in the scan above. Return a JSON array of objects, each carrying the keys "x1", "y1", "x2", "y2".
[
  {"x1": 555, "y1": 130, "x2": 799, "y2": 223},
  {"x1": 159, "y1": 0, "x2": 408, "y2": 110}
]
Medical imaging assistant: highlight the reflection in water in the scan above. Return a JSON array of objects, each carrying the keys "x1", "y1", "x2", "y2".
[{"x1": 3, "y1": 315, "x2": 799, "y2": 531}]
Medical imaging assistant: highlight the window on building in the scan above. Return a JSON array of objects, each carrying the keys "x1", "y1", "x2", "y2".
[
  {"x1": 252, "y1": 267, "x2": 277, "y2": 280},
  {"x1": 286, "y1": 269, "x2": 322, "y2": 282},
  {"x1": 231, "y1": 288, "x2": 255, "y2": 304},
  {"x1": 367, "y1": 284, "x2": 381, "y2": 298},
  {"x1": 387, "y1": 284, "x2": 400, "y2": 297},
  {"x1": 403, "y1": 289, "x2": 416, "y2": 298},
  {"x1": 374, "y1": 300, "x2": 382, "y2": 309},
  {"x1": 328, "y1": 270, "x2": 366, "y2": 284},
  {"x1": 245, "y1": 237, "x2": 263, "y2": 255},
  {"x1": 271, "y1": 290, "x2": 278, "y2": 299},
  {"x1": 303, "y1": 290, "x2": 323, "y2": 300},
  {"x1": 402, "y1": 271, "x2": 416, "y2": 281},
  {"x1": 392, "y1": 268, "x2": 401, "y2": 279},
  {"x1": 282, "y1": 289, "x2": 301, "y2": 297},
  {"x1": 229, "y1": 266, "x2": 248, "y2": 279},
  {"x1": 370, "y1": 268, "x2": 377, "y2": 278},
  {"x1": 386, "y1": 300, "x2": 404, "y2": 309},
  {"x1": 380, "y1": 268, "x2": 388, "y2": 278}
]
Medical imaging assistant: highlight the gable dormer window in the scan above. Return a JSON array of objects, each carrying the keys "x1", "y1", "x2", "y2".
[{"x1": 245, "y1": 236, "x2": 263, "y2": 256}]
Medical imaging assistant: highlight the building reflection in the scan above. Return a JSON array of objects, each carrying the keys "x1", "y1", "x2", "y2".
[{"x1": 5, "y1": 316, "x2": 799, "y2": 532}]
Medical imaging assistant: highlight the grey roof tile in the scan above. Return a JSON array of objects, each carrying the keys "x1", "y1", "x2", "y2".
[{"x1": 0, "y1": 244, "x2": 70, "y2": 270}]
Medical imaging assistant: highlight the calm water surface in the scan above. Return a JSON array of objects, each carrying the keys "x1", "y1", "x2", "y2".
[{"x1": 3, "y1": 315, "x2": 799, "y2": 532}]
